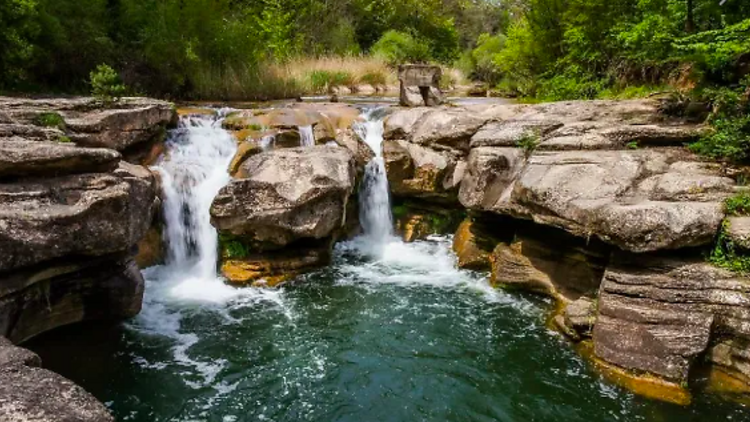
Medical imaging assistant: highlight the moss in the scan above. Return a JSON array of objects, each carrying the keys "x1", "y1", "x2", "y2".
[
  {"x1": 218, "y1": 233, "x2": 251, "y2": 259},
  {"x1": 626, "y1": 141, "x2": 639, "y2": 150},
  {"x1": 58, "y1": 135, "x2": 72, "y2": 143},
  {"x1": 247, "y1": 123, "x2": 264, "y2": 131},
  {"x1": 33, "y1": 112, "x2": 65, "y2": 129}
]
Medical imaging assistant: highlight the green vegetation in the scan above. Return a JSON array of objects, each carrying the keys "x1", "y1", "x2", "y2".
[
  {"x1": 710, "y1": 220, "x2": 750, "y2": 274},
  {"x1": 725, "y1": 192, "x2": 750, "y2": 216},
  {"x1": 58, "y1": 135, "x2": 72, "y2": 143},
  {"x1": 626, "y1": 141, "x2": 640, "y2": 150},
  {"x1": 219, "y1": 234, "x2": 250, "y2": 260},
  {"x1": 516, "y1": 134, "x2": 540, "y2": 157},
  {"x1": 33, "y1": 112, "x2": 65, "y2": 129},
  {"x1": 90, "y1": 64, "x2": 126, "y2": 103},
  {"x1": 0, "y1": 0, "x2": 502, "y2": 99}
]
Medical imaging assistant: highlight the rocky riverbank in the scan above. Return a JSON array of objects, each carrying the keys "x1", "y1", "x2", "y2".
[
  {"x1": 0, "y1": 96, "x2": 176, "y2": 420},
  {"x1": 379, "y1": 98, "x2": 750, "y2": 404}
]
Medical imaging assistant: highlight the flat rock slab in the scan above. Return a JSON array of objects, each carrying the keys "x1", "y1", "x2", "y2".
[{"x1": 0, "y1": 138, "x2": 120, "y2": 178}]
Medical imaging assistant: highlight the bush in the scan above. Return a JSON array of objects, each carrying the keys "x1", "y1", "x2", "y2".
[
  {"x1": 371, "y1": 31, "x2": 431, "y2": 66},
  {"x1": 89, "y1": 64, "x2": 126, "y2": 103},
  {"x1": 307, "y1": 70, "x2": 354, "y2": 92},
  {"x1": 462, "y1": 33, "x2": 506, "y2": 84},
  {"x1": 33, "y1": 112, "x2": 65, "y2": 129},
  {"x1": 688, "y1": 80, "x2": 750, "y2": 163}
]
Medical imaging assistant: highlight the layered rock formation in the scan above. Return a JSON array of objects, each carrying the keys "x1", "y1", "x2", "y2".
[
  {"x1": 383, "y1": 99, "x2": 749, "y2": 401},
  {"x1": 0, "y1": 97, "x2": 175, "y2": 420},
  {"x1": 212, "y1": 104, "x2": 366, "y2": 285}
]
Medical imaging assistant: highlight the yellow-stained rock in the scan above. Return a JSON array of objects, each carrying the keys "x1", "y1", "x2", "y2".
[
  {"x1": 452, "y1": 219, "x2": 491, "y2": 270},
  {"x1": 177, "y1": 107, "x2": 216, "y2": 117},
  {"x1": 220, "y1": 248, "x2": 331, "y2": 287},
  {"x1": 577, "y1": 341, "x2": 692, "y2": 406},
  {"x1": 229, "y1": 141, "x2": 263, "y2": 177}
]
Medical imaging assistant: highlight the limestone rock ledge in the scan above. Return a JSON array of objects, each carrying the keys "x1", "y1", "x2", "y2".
[
  {"x1": 0, "y1": 97, "x2": 174, "y2": 421},
  {"x1": 384, "y1": 99, "x2": 750, "y2": 402}
]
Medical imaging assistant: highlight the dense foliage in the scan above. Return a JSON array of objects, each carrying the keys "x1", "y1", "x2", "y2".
[{"x1": 0, "y1": 0, "x2": 501, "y2": 97}]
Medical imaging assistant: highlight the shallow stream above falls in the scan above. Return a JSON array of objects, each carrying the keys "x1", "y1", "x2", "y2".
[{"x1": 24, "y1": 106, "x2": 750, "y2": 422}]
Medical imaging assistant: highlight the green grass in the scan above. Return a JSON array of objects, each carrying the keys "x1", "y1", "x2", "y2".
[
  {"x1": 516, "y1": 134, "x2": 540, "y2": 156},
  {"x1": 307, "y1": 70, "x2": 355, "y2": 93},
  {"x1": 626, "y1": 141, "x2": 639, "y2": 150},
  {"x1": 33, "y1": 112, "x2": 65, "y2": 129},
  {"x1": 725, "y1": 193, "x2": 750, "y2": 216}
]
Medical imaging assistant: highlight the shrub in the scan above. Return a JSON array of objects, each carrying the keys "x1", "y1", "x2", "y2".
[
  {"x1": 516, "y1": 134, "x2": 540, "y2": 156},
  {"x1": 219, "y1": 234, "x2": 250, "y2": 259},
  {"x1": 307, "y1": 70, "x2": 354, "y2": 92},
  {"x1": 371, "y1": 30, "x2": 431, "y2": 66},
  {"x1": 33, "y1": 112, "x2": 65, "y2": 129},
  {"x1": 89, "y1": 64, "x2": 126, "y2": 103}
]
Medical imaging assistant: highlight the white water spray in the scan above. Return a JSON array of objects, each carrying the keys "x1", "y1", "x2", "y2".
[
  {"x1": 299, "y1": 125, "x2": 315, "y2": 147},
  {"x1": 153, "y1": 113, "x2": 236, "y2": 283},
  {"x1": 354, "y1": 108, "x2": 394, "y2": 245}
]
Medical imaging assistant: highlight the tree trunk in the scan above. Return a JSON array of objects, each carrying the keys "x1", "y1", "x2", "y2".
[{"x1": 685, "y1": 0, "x2": 695, "y2": 33}]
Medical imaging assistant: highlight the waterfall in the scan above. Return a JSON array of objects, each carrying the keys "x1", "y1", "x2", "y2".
[
  {"x1": 299, "y1": 125, "x2": 315, "y2": 147},
  {"x1": 354, "y1": 108, "x2": 393, "y2": 244},
  {"x1": 152, "y1": 113, "x2": 237, "y2": 282}
]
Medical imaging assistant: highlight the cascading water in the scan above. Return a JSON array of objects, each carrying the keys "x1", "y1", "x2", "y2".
[
  {"x1": 153, "y1": 113, "x2": 236, "y2": 284},
  {"x1": 299, "y1": 125, "x2": 315, "y2": 147},
  {"x1": 354, "y1": 107, "x2": 394, "y2": 245}
]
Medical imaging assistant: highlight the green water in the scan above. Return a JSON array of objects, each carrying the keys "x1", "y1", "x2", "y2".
[{"x1": 27, "y1": 237, "x2": 750, "y2": 422}]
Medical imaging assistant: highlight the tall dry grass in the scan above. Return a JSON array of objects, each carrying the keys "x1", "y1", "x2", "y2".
[{"x1": 191, "y1": 56, "x2": 397, "y2": 100}]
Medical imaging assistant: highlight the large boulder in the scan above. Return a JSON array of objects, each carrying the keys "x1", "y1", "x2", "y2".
[
  {"x1": 460, "y1": 149, "x2": 731, "y2": 253},
  {"x1": 211, "y1": 146, "x2": 356, "y2": 250},
  {"x1": 383, "y1": 139, "x2": 465, "y2": 203}
]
